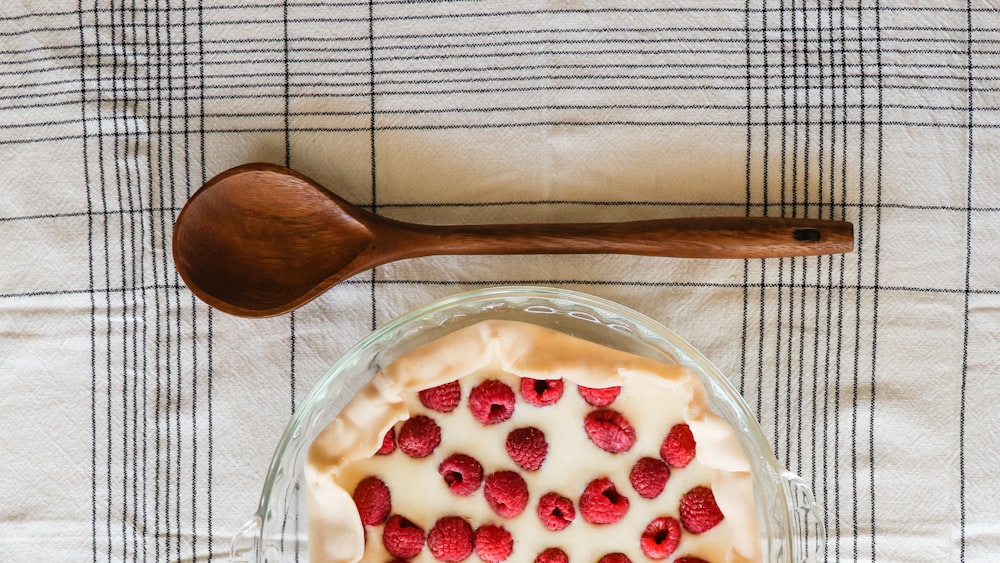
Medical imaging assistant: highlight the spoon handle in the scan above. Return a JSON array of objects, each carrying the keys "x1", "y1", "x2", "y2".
[{"x1": 393, "y1": 217, "x2": 853, "y2": 259}]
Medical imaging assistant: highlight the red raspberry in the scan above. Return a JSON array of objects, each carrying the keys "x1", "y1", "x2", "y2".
[
  {"x1": 427, "y1": 516, "x2": 474, "y2": 562},
  {"x1": 679, "y1": 486, "x2": 724, "y2": 533},
  {"x1": 483, "y1": 470, "x2": 529, "y2": 518},
  {"x1": 534, "y1": 547, "x2": 569, "y2": 563},
  {"x1": 376, "y1": 427, "x2": 396, "y2": 455},
  {"x1": 660, "y1": 423, "x2": 696, "y2": 468},
  {"x1": 578, "y1": 385, "x2": 621, "y2": 407},
  {"x1": 397, "y1": 415, "x2": 441, "y2": 458},
  {"x1": 438, "y1": 453, "x2": 484, "y2": 496},
  {"x1": 674, "y1": 558, "x2": 710, "y2": 563},
  {"x1": 629, "y1": 457, "x2": 670, "y2": 499},
  {"x1": 419, "y1": 380, "x2": 461, "y2": 412},
  {"x1": 382, "y1": 514, "x2": 425, "y2": 559},
  {"x1": 597, "y1": 553, "x2": 632, "y2": 563},
  {"x1": 536, "y1": 492, "x2": 575, "y2": 530},
  {"x1": 474, "y1": 524, "x2": 514, "y2": 563},
  {"x1": 579, "y1": 477, "x2": 629, "y2": 524},
  {"x1": 583, "y1": 409, "x2": 636, "y2": 453},
  {"x1": 506, "y1": 427, "x2": 548, "y2": 471},
  {"x1": 352, "y1": 476, "x2": 391, "y2": 525},
  {"x1": 468, "y1": 379, "x2": 516, "y2": 425},
  {"x1": 640, "y1": 516, "x2": 682, "y2": 559},
  {"x1": 520, "y1": 377, "x2": 564, "y2": 406}
]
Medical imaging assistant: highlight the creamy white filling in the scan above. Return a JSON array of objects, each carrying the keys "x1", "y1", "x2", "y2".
[{"x1": 305, "y1": 320, "x2": 760, "y2": 563}]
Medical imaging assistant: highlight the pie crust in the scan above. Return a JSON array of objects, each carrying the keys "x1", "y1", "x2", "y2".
[{"x1": 305, "y1": 320, "x2": 760, "y2": 562}]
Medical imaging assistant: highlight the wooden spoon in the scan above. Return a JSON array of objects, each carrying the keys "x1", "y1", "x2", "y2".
[{"x1": 172, "y1": 162, "x2": 854, "y2": 317}]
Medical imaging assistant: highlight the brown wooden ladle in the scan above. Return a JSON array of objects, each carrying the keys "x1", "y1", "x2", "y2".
[{"x1": 171, "y1": 162, "x2": 854, "y2": 317}]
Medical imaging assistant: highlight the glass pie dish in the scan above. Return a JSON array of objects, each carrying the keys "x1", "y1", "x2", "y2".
[{"x1": 229, "y1": 286, "x2": 825, "y2": 562}]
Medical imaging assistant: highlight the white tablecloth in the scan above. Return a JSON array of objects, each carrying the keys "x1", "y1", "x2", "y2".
[{"x1": 3, "y1": 1, "x2": 997, "y2": 561}]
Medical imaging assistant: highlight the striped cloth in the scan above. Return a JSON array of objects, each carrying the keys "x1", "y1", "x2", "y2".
[{"x1": 2, "y1": 1, "x2": 997, "y2": 562}]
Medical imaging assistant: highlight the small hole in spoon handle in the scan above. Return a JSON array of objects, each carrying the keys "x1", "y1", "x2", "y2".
[{"x1": 792, "y1": 228, "x2": 822, "y2": 242}]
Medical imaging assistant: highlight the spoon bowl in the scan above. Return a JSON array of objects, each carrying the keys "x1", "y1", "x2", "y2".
[
  {"x1": 173, "y1": 164, "x2": 378, "y2": 316},
  {"x1": 172, "y1": 162, "x2": 855, "y2": 317}
]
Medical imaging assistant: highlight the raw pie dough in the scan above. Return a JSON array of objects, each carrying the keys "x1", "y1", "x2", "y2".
[{"x1": 305, "y1": 320, "x2": 761, "y2": 562}]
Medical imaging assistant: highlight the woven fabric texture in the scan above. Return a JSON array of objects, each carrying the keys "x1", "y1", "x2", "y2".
[{"x1": 2, "y1": 1, "x2": 998, "y2": 562}]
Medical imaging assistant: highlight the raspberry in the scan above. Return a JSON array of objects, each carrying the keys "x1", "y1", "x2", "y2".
[
  {"x1": 419, "y1": 380, "x2": 462, "y2": 412},
  {"x1": 679, "y1": 486, "x2": 724, "y2": 533},
  {"x1": 579, "y1": 477, "x2": 629, "y2": 524},
  {"x1": 438, "y1": 453, "x2": 484, "y2": 496},
  {"x1": 483, "y1": 470, "x2": 529, "y2": 518},
  {"x1": 468, "y1": 379, "x2": 516, "y2": 425},
  {"x1": 382, "y1": 514, "x2": 425, "y2": 559},
  {"x1": 397, "y1": 415, "x2": 441, "y2": 458},
  {"x1": 536, "y1": 492, "x2": 575, "y2": 530},
  {"x1": 660, "y1": 423, "x2": 696, "y2": 468},
  {"x1": 376, "y1": 427, "x2": 396, "y2": 455},
  {"x1": 520, "y1": 377, "x2": 564, "y2": 406},
  {"x1": 597, "y1": 553, "x2": 632, "y2": 563},
  {"x1": 534, "y1": 547, "x2": 569, "y2": 563},
  {"x1": 352, "y1": 475, "x2": 391, "y2": 525},
  {"x1": 640, "y1": 516, "x2": 682, "y2": 559},
  {"x1": 583, "y1": 409, "x2": 636, "y2": 453},
  {"x1": 427, "y1": 516, "x2": 474, "y2": 562},
  {"x1": 629, "y1": 457, "x2": 670, "y2": 499},
  {"x1": 674, "y1": 558, "x2": 710, "y2": 563},
  {"x1": 474, "y1": 524, "x2": 514, "y2": 562},
  {"x1": 578, "y1": 385, "x2": 621, "y2": 407},
  {"x1": 506, "y1": 427, "x2": 548, "y2": 471}
]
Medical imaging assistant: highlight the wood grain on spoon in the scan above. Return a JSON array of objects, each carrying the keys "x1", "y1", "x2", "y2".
[{"x1": 172, "y1": 162, "x2": 854, "y2": 317}]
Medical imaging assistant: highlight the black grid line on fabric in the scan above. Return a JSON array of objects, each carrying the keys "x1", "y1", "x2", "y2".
[
  {"x1": 10, "y1": 199, "x2": 1000, "y2": 226},
  {"x1": 111, "y1": 2, "x2": 131, "y2": 559},
  {"x1": 833, "y1": 3, "x2": 849, "y2": 559},
  {"x1": 11, "y1": 73, "x2": 1000, "y2": 94},
  {"x1": 77, "y1": 2, "x2": 98, "y2": 562},
  {"x1": 174, "y1": 117, "x2": 186, "y2": 563},
  {"x1": 127, "y1": 3, "x2": 150, "y2": 559},
  {"x1": 93, "y1": 4, "x2": 116, "y2": 563},
  {"x1": 869, "y1": 2, "x2": 886, "y2": 559},
  {"x1": 144, "y1": 2, "x2": 163, "y2": 559},
  {"x1": 283, "y1": 0, "x2": 297, "y2": 414},
  {"x1": 739, "y1": 0, "x2": 753, "y2": 400},
  {"x1": 283, "y1": 3, "x2": 302, "y2": 560},
  {"x1": 960, "y1": 2, "x2": 974, "y2": 560},
  {"x1": 852, "y1": 2, "x2": 866, "y2": 559},
  {"x1": 785, "y1": 0, "x2": 799, "y2": 484},
  {"x1": 183, "y1": 2, "x2": 204, "y2": 560},
  {"x1": 797, "y1": 0, "x2": 813, "y2": 482},
  {"x1": 753, "y1": 0, "x2": 769, "y2": 474},
  {"x1": 774, "y1": 0, "x2": 787, "y2": 474},
  {"x1": 21, "y1": 39, "x2": 1000, "y2": 61},
  {"x1": 136, "y1": 4, "x2": 150, "y2": 557},
  {"x1": 22, "y1": 119, "x2": 1000, "y2": 148},
  {"x1": 283, "y1": 0, "x2": 292, "y2": 169},
  {"x1": 158, "y1": 1, "x2": 177, "y2": 558},
  {"x1": 369, "y1": 0, "x2": 379, "y2": 333},
  {"x1": 39, "y1": 3, "x2": 1000, "y2": 16},
  {"x1": 197, "y1": 0, "x2": 215, "y2": 553},
  {"x1": 816, "y1": 4, "x2": 837, "y2": 560},
  {"x1": 813, "y1": 8, "x2": 831, "y2": 552},
  {"x1": 9, "y1": 279, "x2": 1000, "y2": 300}
]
